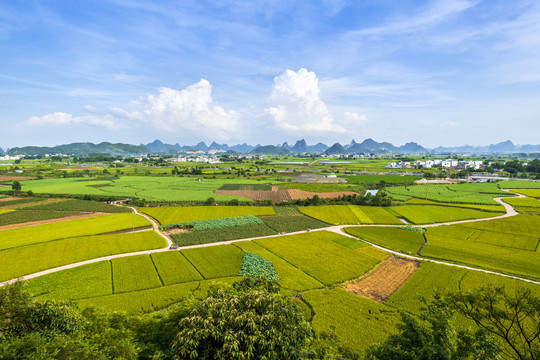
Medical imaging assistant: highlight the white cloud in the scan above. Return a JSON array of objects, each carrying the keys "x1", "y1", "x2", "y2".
[
  {"x1": 265, "y1": 68, "x2": 346, "y2": 133},
  {"x1": 441, "y1": 120, "x2": 460, "y2": 128},
  {"x1": 344, "y1": 111, "x2": 367, "y2": 123},
  {"x1": 27, "y1": 112, "x2": 119, "y2": 129},
  {"x1": 140, "y1": 79, "x2": 240, "y2": 139}
]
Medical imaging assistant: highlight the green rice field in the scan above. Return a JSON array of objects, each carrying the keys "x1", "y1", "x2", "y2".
[
  {"x1": 386, "y1": 183, "x2": 510, "y2": 204},
  {"x1": 141, "y1": 205, "x2": 276, "y2": 224},
  {"x1": 344, "y1": 227, "x2": 425, "y2": 254},
  {"x1": 299, "y1": 205, "x2": 401, "y2": 225},
  {"x1": 497, "y1": 180, "x2": 540, "y2": 189},
  {"x1": 389, "y1": 205, "x2": 500, "y2": 224}
]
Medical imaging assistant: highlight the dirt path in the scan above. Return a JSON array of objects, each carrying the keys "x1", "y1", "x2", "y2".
[
  {"x1": 345, "y1": 257, "x2": 420, "y2": 302},
  {"x1": 0, "y1": 197, "x2": 18, "y2": 202},
  {"x1": 2, "y1": 190, "x2": 538, "y2": 287}
]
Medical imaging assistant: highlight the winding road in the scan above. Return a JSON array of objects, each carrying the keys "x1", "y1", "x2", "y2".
[{"x1": 1, "y1": 190, "x2": 538, "y2": 287}]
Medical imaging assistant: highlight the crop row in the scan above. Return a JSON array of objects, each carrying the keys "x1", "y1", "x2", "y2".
[
  {"x1": 170, "y1": 224, "x2": 277, "y2": 246},
  {"x1": 300, "y1": 205, "x2": 401, "y2": 225},
  {"x1": 160, "y1": 215, "x2": 264, "y2": 231},
  {"x1": 344, "y1": 227, "x2": 425, "y2": 255},
  {"x1": 260, "y1": 215, "x2": 328, "y2": 233}
]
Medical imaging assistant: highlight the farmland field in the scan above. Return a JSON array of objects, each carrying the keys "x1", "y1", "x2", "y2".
[
  {"x1": 170, "y1": 223, "x2": 277, "y2": 246},
  {"x1": 511, "y1": 189, "x2": 540, "y2": 198},
  {"x1": 0, "y1": 213, "x2": 151, "y2": 250},
  {"x1": 389, "y1": 205, "x2": 499, "y2": 224},
  {"x1": 150, "y1": 252, "x2": 203, "y2": 285},
  {"x1": 0, "y1": 197, "x2": 47, "y2": 208},
  {"x1": 141, "y1": 205, "x2": 275, "y2": 225},
  {"x1": 255, "y1": 231, "x2": 383, "y2": 285},
  {"x1": 386, "y1": 183, "x2": 510, "y2": 204},
  {"x1": 260, "y1": 215, "x2": 328, "y2": 232},
  {"x1": 0, "y1": 209, "x2": 78, "y2": 226},
  {"x1": 497, "y1": 180, "x2": 540, "y2": 189},
  {"x1": 301, "y1": 289, "x2": 400, "y2": 351},
  {"x1": 344, "y1": 174, "x2": 421, "y2": 185},
  {"x1": 181, "y1": 245, "x2": 245, "y2": 279},
  {"x1": 503, "y1": 197, "x2": 540, "y2": 207},
  {"x1": 344, "y1": 227, "x2": 425, "y2": 254},
  {"x1": 0, "y1": 231, "x2": 166, "y2": 282},
  {"x1": 405, "y1": 198, "x2": 506, "y2": 212},
  {"x1": 23, "y1": 199, "x2": 132, "y2": 213},
  {"x1": 16, "y1": 176, "x2": 275, "y2": 201},
  {"x1": 112, "y1": 255, "x2": 163, "y2": 293},
  {"x1": 300, "y1": 205, "x2": 401, "y2": 224}
]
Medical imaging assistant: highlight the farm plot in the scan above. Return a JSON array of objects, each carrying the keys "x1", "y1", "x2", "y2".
[
  {"x1": 161, "y1": 215, "x2": 264, "y2": 231},
  {"x1": 181, "y1": 245, "x2": 245, "y2": 279},
  {"x1": 150, "y1": 252, "x2": 203, "y2": 285},
  {"x1": 386, "y1": 183, "x2": 510, "y2": 204},
  {"x1": 498, "y1": 180, "x2": 540, "y2": 189},
  {"x1": 422, "y1": 226, "x2": 540, "y2": 279},
  {"x1": 300, "y1": 205, "x2": 400, "y2": 225},
  {"x1": 141, "y1": 206, "x2": 275, "y2": 225},
  {"x1": 0, "y1": 213, "x2": 151, "y2": 250},
  {"x1": 511, "y1": 189, "x2": 540, "y2": 198},
  {"x1": 0, "y1": 209, "x2": 79, "y2": 226},
  {"x1": 405, "y1": 198, "x2": 506, "y2": 212},
  {"x1": 345, "y1": 174, "x2": 421, "y2": 185},
  {"x1": 23, "y1": 199, "x2": 132, "y2": 213},
  {"x1": 272, "y1": 206, "x2": 303, "y2": 216},
  {"x1": 0, "y1": 197, "x2": 47, "y2": 208},
  {"x1": 260, "y1": 215, "x2": 328, "y2": 233},
  {"x1": 386, "y1": 261, "x2": 540, "y2": 316},
  {"x1": 19, "y1": 176, "x2": 267, "y2": 202},
  {"x1": 233, "y1": 241, "x2": 323, "y2": 291},
  {"x1": 170, "y1": 224, "x2": 277, "y2": 246},
  {"x1": 389, "y1": 205, "x2": 499, "y2": 224},
  {"x1": 503, "y1": 197, "x2": 540, "y2": 208},
  {"x1": 255, "y1": 231, "x2": 382, "y2": 285},
  {"x1": 112, "y1": 255, "x2": 163, "y2": 293},
  {"x1": 218, "y1": 184, "x2": 273, "y2": 191},
  {"x1": 26, "y1": 261, "x2": 113, "y2": 301},
  {"x1": 458, "y1": 214, "x2": 540, "y2": 237},
  {"x1": 215, "y1": 188, "x2": 358, "y2": 202},
  {"x1": 345, "y1": 257, "x2": 420, "y2": 302},
  {"x1": 344, "y1": 227, "x2": 425, "y2": 255},
  {"x1": 0, "y1": 231, "x2": 166, "y2": 282},
  {"x1": 301, "y1": 289, "x2": 400, "y2": 351}
]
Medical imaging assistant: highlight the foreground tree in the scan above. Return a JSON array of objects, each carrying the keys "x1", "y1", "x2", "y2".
[
  {"x1": 446, "y1": 286, "x2": 540, "y2": 360},
  {"x1": 366, "y1": 293, "x2": 500, "y2": 360},
  {"x1": 172, "y1": 288, "x2": 311, "y2": 359},
  {"x1": 11, "y1": 180, "x2": 21, "y2": 193}
]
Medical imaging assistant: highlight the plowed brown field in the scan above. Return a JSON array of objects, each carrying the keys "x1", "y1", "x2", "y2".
[
  {"x1": 0, "y1": 175, "x2": 36, "y2": 181},
  {"x1": 345, "y1": 257, "x2": 420, "y2": 303},
  {"x1": 214, "y1": 188, "x2": 357, "y2": 202}
]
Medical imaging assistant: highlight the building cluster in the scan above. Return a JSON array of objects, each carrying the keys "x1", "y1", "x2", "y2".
[{"x1": 387, "y1": 159, "x2": 484, "y2": 170}]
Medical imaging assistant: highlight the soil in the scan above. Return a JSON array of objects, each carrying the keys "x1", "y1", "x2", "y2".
[
  {"x1": 345, "y1": 257, "x2": 420, "y2": 303},
  {"x1": 0, "y1": 212, "x2": 109, "y2": 230},
  {"x1": 0, "y1": 197, "x2": 18, "y2": 202},
  {"x1": 0, "y1": 175, "x2": 36, "y2": 181},
  {"x1": 163, "y1": 227, "x2": 191, "y2": 235},
  {"x1": 214, "y1": 189, "x2": 358, "y2": 203}
]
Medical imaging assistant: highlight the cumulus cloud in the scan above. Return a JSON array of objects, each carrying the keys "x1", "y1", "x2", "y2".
[
  {"x1": 141, "y1": 79, "x2": 240, "y2": 137},
  {"x1": 344, "y1": 111, "x2": 367, "y2": 123},
  {"x1": 265, "y1": 68, "x2": 346, "y2": 133},
  {"x1": 26, "y1": 79, "x2": 240, "y2": 140},
  {"x1": 27, "y1": 112, "x2": 118, "y2": 129}
]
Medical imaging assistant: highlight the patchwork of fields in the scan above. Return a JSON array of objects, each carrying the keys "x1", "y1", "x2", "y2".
[{"x1": 2, "y1": 180, "x2": 540, "y2": 354}]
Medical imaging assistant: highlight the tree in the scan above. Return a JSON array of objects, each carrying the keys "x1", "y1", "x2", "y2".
[
  {"x1": 366, "y1": 293, "x2": 499, "y2": 360},
  {"x1": 11, "y1": 180, "x2": 21, "y2": 192},
  {"x1": 172, "y1": 289, "x2": 311, "y2": 359},
  {"x1": 446, "y1": 286, "x2": 540, "y2": 360}
]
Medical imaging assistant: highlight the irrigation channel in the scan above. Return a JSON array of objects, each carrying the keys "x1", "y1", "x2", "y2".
[{"x1": 2, "y1": 190, "x2": 539, "y2": 287}]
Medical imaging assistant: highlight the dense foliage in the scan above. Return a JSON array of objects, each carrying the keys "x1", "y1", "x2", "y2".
[{"x1": 239, "y1": 252, "x2": 280, "y2": 281}]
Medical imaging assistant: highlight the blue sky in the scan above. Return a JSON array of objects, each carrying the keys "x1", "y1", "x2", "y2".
[{"x1": 1, "y1": 0, "x2": 539, "y2": 149}]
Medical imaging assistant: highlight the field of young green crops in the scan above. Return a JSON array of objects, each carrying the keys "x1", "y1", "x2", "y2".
[
  {"x1": 386, "y1": 183, "x2": 510, "y2": 204},
  {"x1": 260, "y1": 215, "x2": 328, "y2": 232},
  {"x1": 112, "y1": 255, "x2": 163, "y2": 293},
  {"x1": 0, "y1": 209, "x2": 78, "y2": 226},
  {"x1": 0, "y1": 197, "x2": 45, "y2": 207},
  {"x1": 302, "y1": 289, "x2": 400, "y2": 351},
  {"x1": 17, "y1": 176, "x2": 275, "y2": 201},
  {"x1": 0, "y1": 231, "x2": 166, "y2": 282},
  {"x1": 344, "y1": 227, "x2": 425, "y2": 254},
  {"x1": 233, "y1": 241, "x2": 323, "y2": 291},
  {"x1": 272, "y1": 206, "x2": 303, "y2": 216},
  {"x1": 181, "y1": 245, "x2": 245, "y2": 279},
  {"x1": 300, "y1": 205, "x2": 401, "y2": 225},
  {"x1": 254, "y1": 231, "x2": 382, "y2": 285},
  {"x1": 170, "y1": 224, "x2": 277, "y2": 246},
  {"x1": 386, "y1": 262, "x2": 540, "y2": 316},
  {"x1": 389, "y1": 205, "x2": 499, "y2": 224},
  {"x1": 150, "y1": 252, "x2": 203, "y2": 286},
  {"x1": 344, "y1": 174, "x2": 421, "y2": 185},
  {"x1": 141, "y1": 205, "x2": 275, "y2": 225},
  {"x1": 161, "y1": 215, "x2": 263, "y2": 231},
  {"x1": 503, "y1": 197, "x2": 540, "y2": 207},
  {"x1": 23, "y1": 199, "x2": 132, "y2": 213},
  {"x1": 405, "y1": 198, "x2": 506, "y2": 212},
  {"x1": 0, "y1": 213, "x2": 151, "y2": 250},
  {"x1": 511, "y1": 189, "x2": 540, "y2": 198},
  {"x1": 497, "y1": 180, "x2": 540, "y2": 189},
  {"x1": 422, "y1": 219, "x2": 540, "y2": 279}
]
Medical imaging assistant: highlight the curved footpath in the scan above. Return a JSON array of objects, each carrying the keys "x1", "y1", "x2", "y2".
[{"x1": 1, "y1": 190, "x2": 538, "y2": 287}]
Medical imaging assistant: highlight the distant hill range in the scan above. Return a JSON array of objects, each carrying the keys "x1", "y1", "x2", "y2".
[
  {"x1": 7, "y1": 142, "x2": 151, "y2": 156},
  {"x1": 3, "y1": 139, "x2": 540, "y2": 156}
]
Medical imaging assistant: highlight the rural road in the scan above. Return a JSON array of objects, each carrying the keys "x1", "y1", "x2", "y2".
[{"x1": 1, "y1": 190, "x2": 537, "y2": 287}]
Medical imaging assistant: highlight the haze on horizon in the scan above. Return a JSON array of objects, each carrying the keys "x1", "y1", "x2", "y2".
[{"x1": 0, "y1": 0, "x2": 539, "y2": 149}]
